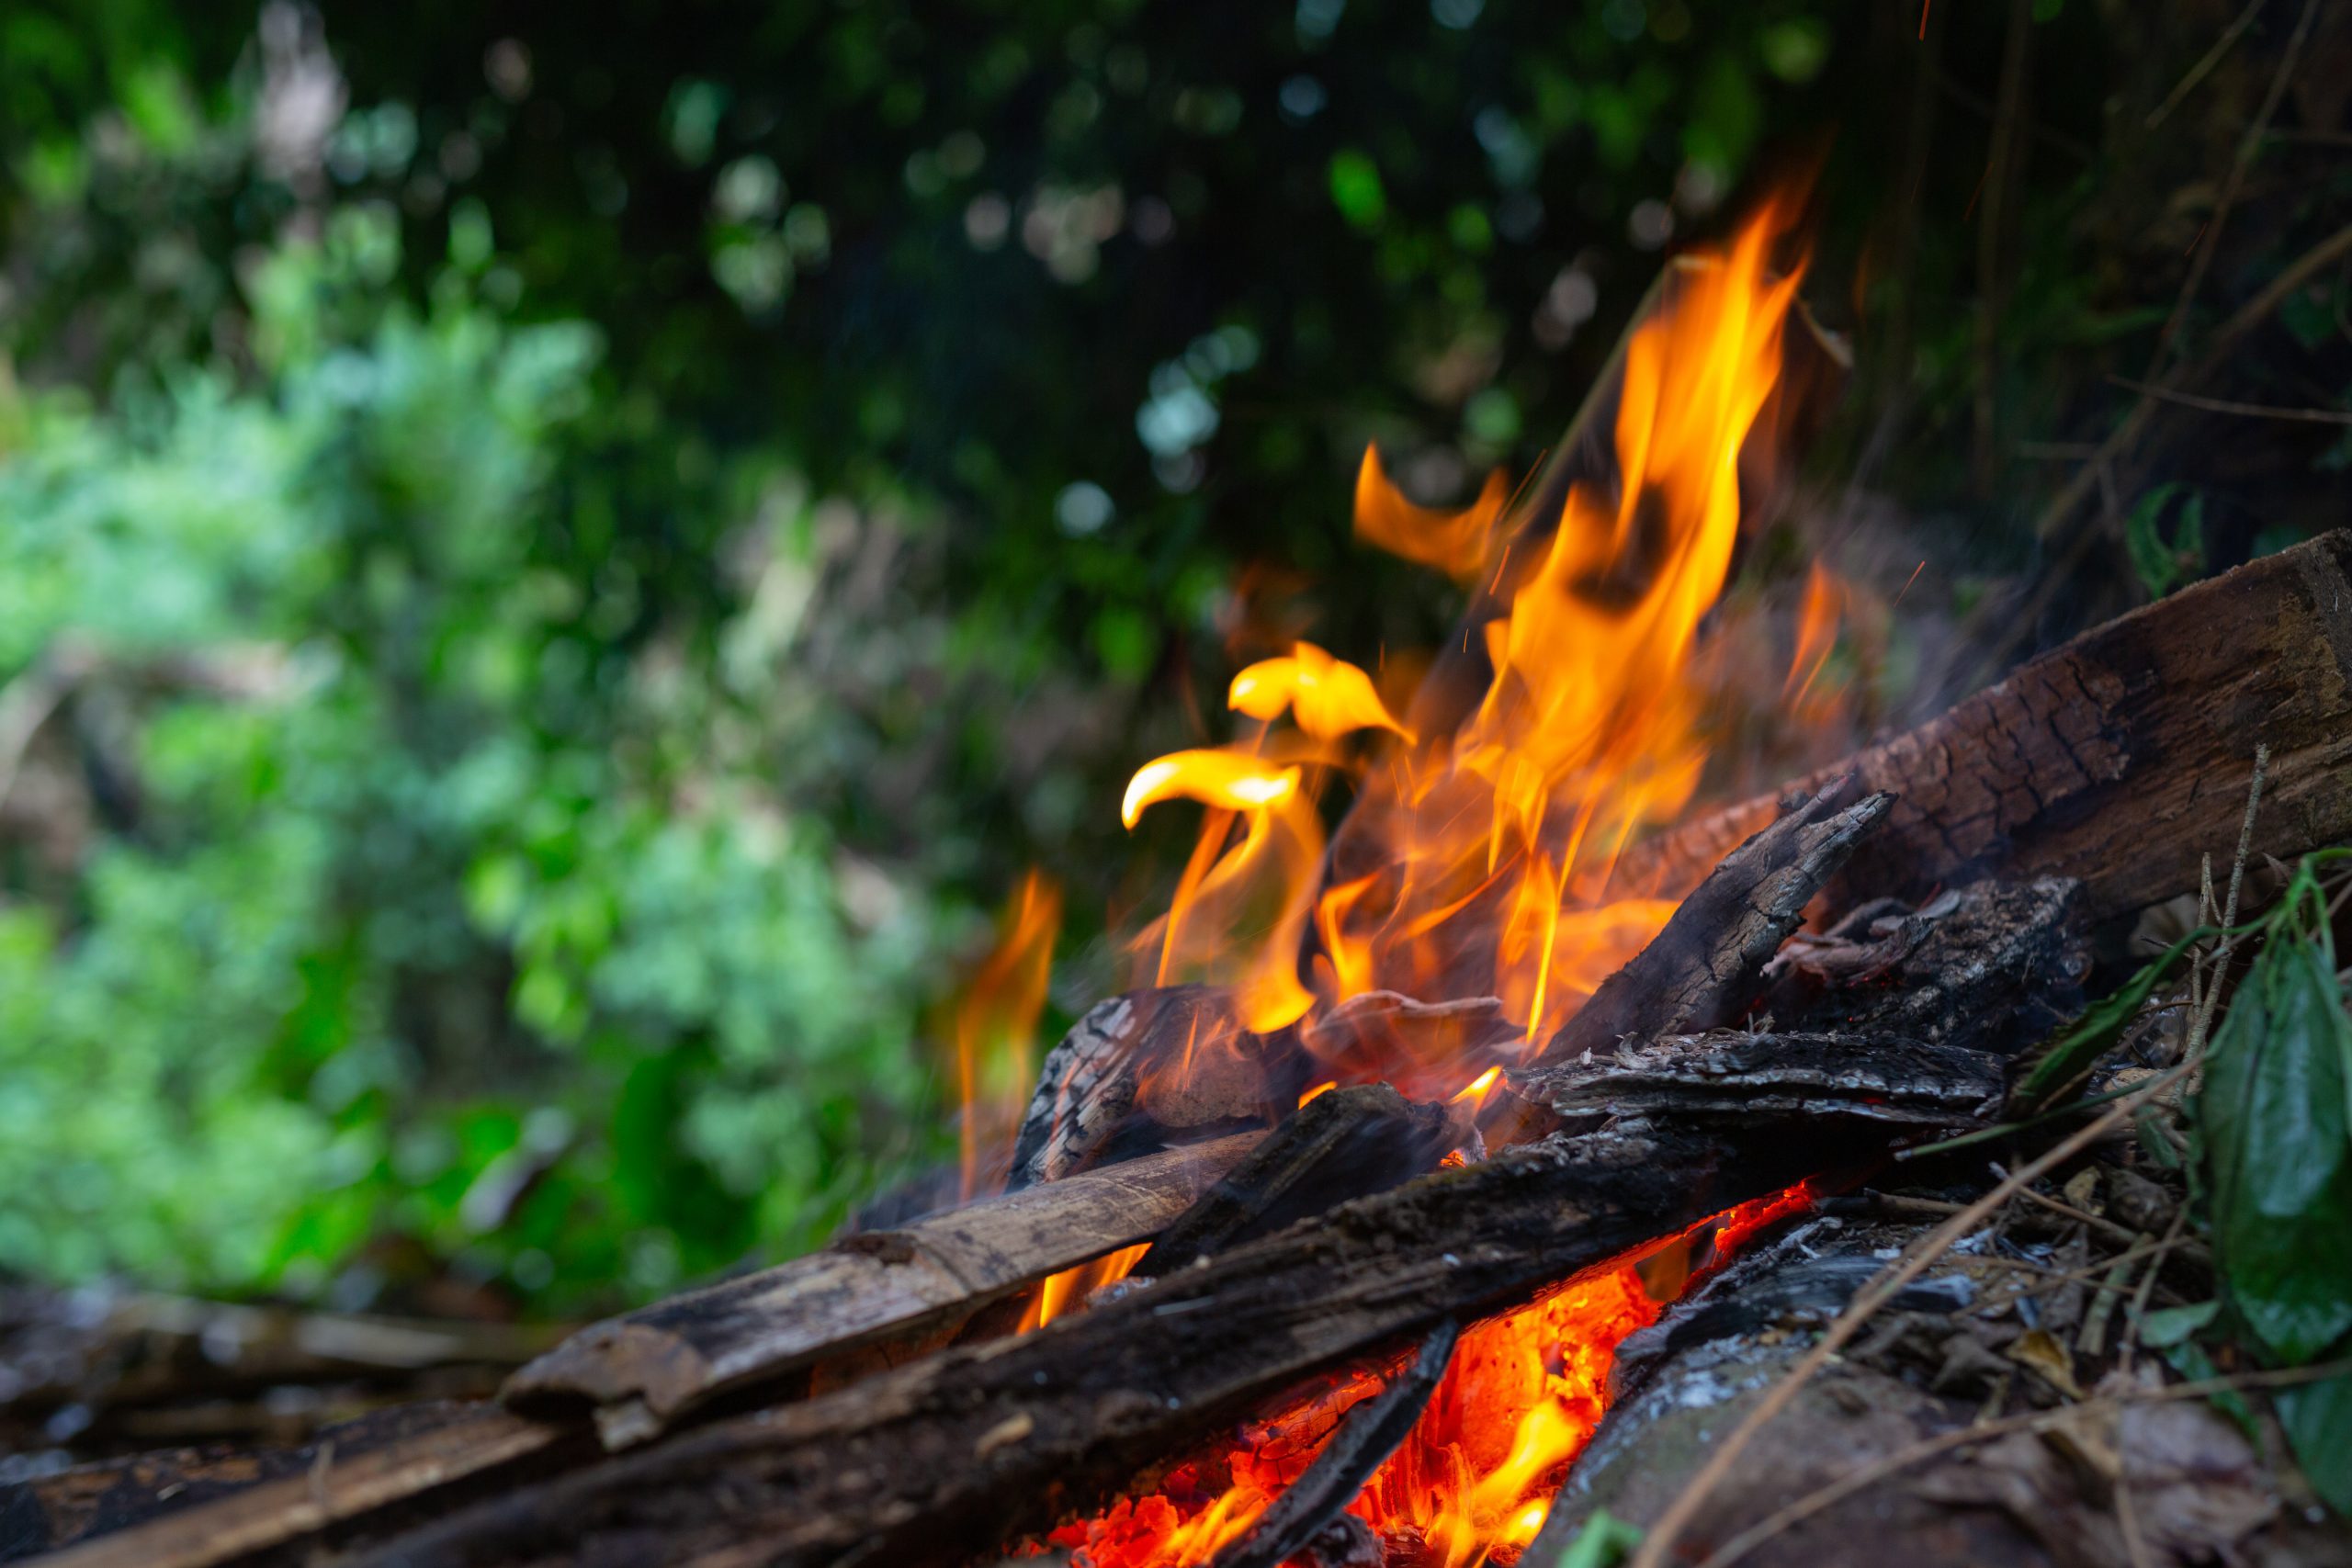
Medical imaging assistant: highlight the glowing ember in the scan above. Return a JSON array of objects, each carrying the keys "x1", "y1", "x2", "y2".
[{"x1": 1040, "y1": 1188, "x2": 1817, "y2": 1568}]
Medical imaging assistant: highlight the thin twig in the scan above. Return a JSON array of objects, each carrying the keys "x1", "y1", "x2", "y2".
[
  {"x1": 2105, "y1": 375, "x2": 2352, "y2": 424},
  {"x1": 1691, "y1": 1359, "x2": 2351, "y2": 1568},
  {"x1": 2119, "y1": 1207, "x2": 2192, "y2": 1376},
  {"x1": 2147, "y1": 0, "x2": 2324, "y2": 377},
  {"x1": 2145, "y1": 0, "x2": 2268, "y2": 129}
]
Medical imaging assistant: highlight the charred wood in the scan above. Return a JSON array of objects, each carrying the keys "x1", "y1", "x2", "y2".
[
  {"x1": 1515, "y1": 1032, "x2": 2005, "y2": 1129},
  {"x1": 1007, "y1": 987, "x2": 1298, "y2": 1190},
  {"x1": 1138, "y1": 1084, "x2": 1460, "y2": 1277},
  {"x1": 1540, "y1": 784, "x2": 1894, "y2": 1067},
  {"x1": 1205, "y1": 1319, "x2": 1459, "y2": 1568},
  {"x1": 1608, "y1": 530, "x2": 2352, "y2": 923},
  {"x1": 340, "y1": 1122, "x2": 1862, "y2": 1568}
]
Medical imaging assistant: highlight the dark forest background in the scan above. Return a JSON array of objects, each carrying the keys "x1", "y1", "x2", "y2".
[{"x1": 1, "y1": 0, "x2": 2347, "y2": 1315}]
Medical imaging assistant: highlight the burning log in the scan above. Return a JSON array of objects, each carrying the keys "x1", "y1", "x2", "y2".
[
  {"x1": 502, "y1": 1133, "x2": 1260, "y2": 1448},
  {"x1": 1541, "y1": 783, "x2": 1894, "y2": 1066},
  {"x1": 334, "y1": 1120, "x2": 1857, "y2": 1568},
  {"x1": 1517, "y1": 1032, "x2": 2005, "y2": 1129},
  {"x1": 1609, "y1": 529, "x2": 2352, "y2": 923}
]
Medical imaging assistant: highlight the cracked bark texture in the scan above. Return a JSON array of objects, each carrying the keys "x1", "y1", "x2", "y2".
[
  {"x1": 1539, "y1": 784, "x2": 1894, "y2": 1067},
  {"x1": 1606, "y1": 530, "x2": 2352, "y2": 921}
]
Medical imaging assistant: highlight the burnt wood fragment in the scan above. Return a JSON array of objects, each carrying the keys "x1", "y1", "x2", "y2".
[
  {"x1": 501, "y1": 1134, "x2": 1259, "y2": 1444},
  {"x1": 1515, "y1": 1032, "x2": 2005, "y2": 1129},
  {"x1": 1007, "y1": 987, "x2": 1296, "y2": 1190},
  {"x1": 1608, "y1": 530, "x2": 2352, "y2": 923},
  {"x1": 1140, "y1": 1084, "x2": 1461, "y2": 1277},
  {"x1": 1206, "y1": 1319, "x2": 1459, "y2": 1568},
  {"x1": 339, "y1": 1122, "x2": 1855, "y2": 1568},
  {"x1": 1539, "y1": 783, "x2": 1894, "y2": 1066}
]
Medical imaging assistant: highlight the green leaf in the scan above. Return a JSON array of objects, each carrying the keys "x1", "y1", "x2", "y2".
[
  {"x1": 2198, "y1": 931, "x2": 2352, "y2": 1364},
  {"x1": 2124, "y1": 484, "x2": 2205, "y2": 599},
  {"x1": 1552, "y1": 1508, "x2": 1645, "y2": 1568},
  {"x1": 2013, "y1": 928, "x2": 2201, "y2": 1113},
  {"x1": 2140, "y1": 1299, "x2": 2220, "y2": 1348},
  {"x1": 2277, "y1": 1369, "x2": 2352, "y2": 1516}
]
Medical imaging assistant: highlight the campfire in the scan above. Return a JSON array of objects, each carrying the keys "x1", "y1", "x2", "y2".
[{"x1": 25, "y1": 194, "x2": 2352, "y2": 1568}]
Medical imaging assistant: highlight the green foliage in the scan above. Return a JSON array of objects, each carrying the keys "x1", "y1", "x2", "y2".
[
  {"x1": 2195, "y1": 896, "x2": 2352, "y2": 1365},
  {"x1": 0, "y1": 218, "x2": 942, "y2": 1306},
  {"x1": 2013, "y1": 926, "x2": 2203, "y2": 1115},
  {"x1": 1549, "y1": 1508, "x2": 1645, "y2": 1568},
  {"x1": 2124, "y1": 484, "x2": 2207, "y2": 600},
  {"x1": 2185, "y1": 860, "x2": 2352, "y2": 1511}
]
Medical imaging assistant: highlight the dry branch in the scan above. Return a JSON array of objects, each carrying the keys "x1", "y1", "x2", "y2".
[{"x1": 1610, "y1": 530, "x2": 2352, "y2": 922}]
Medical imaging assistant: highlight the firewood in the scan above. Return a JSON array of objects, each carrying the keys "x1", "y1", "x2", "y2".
[
  {"x1": 1607, "y1": 529, "x2": 2352, "y2": 923},
  {"x1": 1138, "y1": 1083, "x2": 1461, "y2": 1276},
  {"x1": 1541, "y1": 783, "x2": 1894, "y2": 1066},
  {"x1": 1006, "y1": 987, "x2": 1298, "y2": 1190},
  {"x1": 333, "y1": 1116, "x2": 1890, "y2": 1568},
  {"x1": 501, "y1": 1133, "x2": 1260, "y2": 1446},
  {"x1": 19, "y1": 1404, "x2": 569, "y2": 1568}
]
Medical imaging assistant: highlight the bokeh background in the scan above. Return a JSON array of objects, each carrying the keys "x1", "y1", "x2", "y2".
[{"x1": 2, "y1": 0, "x2": 2348, "y2": 1319}]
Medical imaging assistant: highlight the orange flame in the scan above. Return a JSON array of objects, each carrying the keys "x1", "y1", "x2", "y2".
[
  {"x1": 949, "y1": 871, "x2": 1062, "y2": 1201},
  {"x1": 1230, "y1": 641, "x2": 1412, "y2": 741},
  {"x1": 1784, "y1": 560, "x2": 1839, "y2": 700},
  {"x1": 1122, "y1": 197, "x2": 1804, "y2": 1061},
  {"x1": 1046, "y1": 197, "x2": 1815, "y2": 1567},
  {"x1": 1354, "y1": 449, "x2": 1514, "y2": 583}
]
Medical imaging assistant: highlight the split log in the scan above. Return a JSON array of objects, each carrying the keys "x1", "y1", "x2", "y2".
[
  {"x1": 1544, "y1": 784, "x2": 1894, "y2": 1066},
  {"x1": 1607, "y1": 529, "x2": 2352, "y2": 923},
  {"x1": 337, "y1": 1118, "x2": 1882, "y2": 1568},
  {"x1": 503, "y1": 1133, "x2": 1259, "y2": 1447}
]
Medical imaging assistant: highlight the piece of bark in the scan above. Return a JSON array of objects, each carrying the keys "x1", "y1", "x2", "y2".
[
  {"x1": 338, "y1": 1120, "x2": 1869, "y2": 1568},
  {"x1": 503, "y1": 1133, "x2": 1259, "y2": 1444},
  {"x1": 1515, "y1": 1032, "x2": 2005, "y2": 1129},
  {"x1": 1007, "y1": 987, "x2": 1295, "y2": 1190},
  {"x1": 1607, "y1": 530, "x2": 2352, "y2": 924},
  {"x1": 1138, "y1": 1084, "x2": 1461, "y2": 1277},
  {"x1": 1206, "y1": 1318, "x2": 1459, "y2": 1568},
  {"x1": 1540, "y1": 784, "x2": 1894, "y2": 1066}
]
